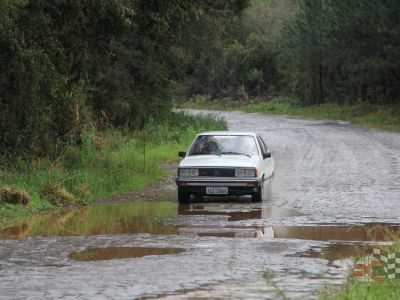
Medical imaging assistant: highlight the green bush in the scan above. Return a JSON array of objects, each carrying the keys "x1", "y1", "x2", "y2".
[{"x1": 0, "y1": 112, "x2": 227, "y2": 218}]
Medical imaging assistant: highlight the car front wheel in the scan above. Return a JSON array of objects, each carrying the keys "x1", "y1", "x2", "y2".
[
  {"x1": 178, "y1": 188, "x2": 190, "y2": 203},
  {"x1": 251, "y1": 181, "x2": 263, "y2": 203}
]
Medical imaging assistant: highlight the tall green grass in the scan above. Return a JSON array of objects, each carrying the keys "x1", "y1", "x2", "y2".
[
  {"x1": 180, "y1": 96, "x2": 400, "y2": 132},
  {"x1": 321, "y1": 279, "x2": 400, "y2": 300},
  {"x1": 244, "y1": 99, "x2": 400, "y2": 132},
  {"x1": 0, "y1": 112, "x2": 227, "y2": 219},
  {"x1": 320, "y1": 243, "x2": 400, "y2": 300}
]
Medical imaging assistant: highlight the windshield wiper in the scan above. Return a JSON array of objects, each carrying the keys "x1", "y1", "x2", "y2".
[
  {"x1": 220, "y1": 151, "x2": 251, "y2": 158},
  {"x1": 192, "y1": 152, "x2": 221, "y2": 156}
]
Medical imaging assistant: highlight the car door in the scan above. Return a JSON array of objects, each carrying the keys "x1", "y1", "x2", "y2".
[{"x1": 257, "y1": 136, "x2": 274, "y2": 178}]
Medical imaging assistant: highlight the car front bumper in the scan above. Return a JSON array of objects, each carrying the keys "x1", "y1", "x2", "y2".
[{"x1": 176, "y1": 177, "x2": 262, "y2": 196}]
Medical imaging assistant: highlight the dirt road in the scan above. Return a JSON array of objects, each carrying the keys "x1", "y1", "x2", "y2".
[{"x1": 1, "y1": 109, "x2": 399, "y2": 299}]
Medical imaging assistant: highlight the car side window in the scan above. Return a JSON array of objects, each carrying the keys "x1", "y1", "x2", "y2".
[
  {"x1": 257, "y1": 136, "x2": 267, "y2": 156},
  {"x1": 259, "y1": 136, "x2": 270, "y2": 153}
]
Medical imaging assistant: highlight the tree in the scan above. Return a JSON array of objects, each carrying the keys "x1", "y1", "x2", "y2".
[
  {"x1": 0, "y1": 0, "x2": 212, "y2": 158},
  {"x1": 280, "y1": 0, "x2": 400, "y2": 105}
]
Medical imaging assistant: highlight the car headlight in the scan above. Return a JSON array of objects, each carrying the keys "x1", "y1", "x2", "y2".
[
  {"x1": 179, "y1": 168, "x2": 199, "y2": 176},
  {"x1": 235, "y1": 168, "x2": 257, "y2": 177}
]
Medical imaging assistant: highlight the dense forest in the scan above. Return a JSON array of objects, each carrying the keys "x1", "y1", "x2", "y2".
[
  {"x1": 0, "y1": 0, "x2": 247, "y2": 160},
  {"x1": 182, "y1": 0, "x2": 400, "y2": 105},
  {"x1": 1, "y1": 0, "x2": 399, "y2": 160}
]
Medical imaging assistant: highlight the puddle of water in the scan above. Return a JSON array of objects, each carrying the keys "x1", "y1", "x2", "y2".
[
  {"x1": 69, "y1": 247, "x2": 185, "y2": 261},
  {"x1": 262, "y1": 207, "x2": 304, "y2": 218},
  {"x1": 0, "y1": 201, "x2": 304, "y2": 240},
  {"x1": 0, "y1": 222, "x2": 30, "y2": 239},
  {"x1": 268, "y1": 224, "x2": 400, "y2": 241},
  {"x1": 179, "y1": 224, "x2": 400, "y2": 242},
  {"x1": 2, "y1": 196, "x2": 397, "y2": 248},
  {"x1": 307, "y1": 120, "x2": 350, "y2": 126},
  {"x1": 302, "y1": 243, "x2": 374, "y2": 261},
  {"x1": 0, "y1": 201, "x2": 177, "y2": 239},
  {"x1": 178, "y1": 204, "x2": 303, "y2": 221}
]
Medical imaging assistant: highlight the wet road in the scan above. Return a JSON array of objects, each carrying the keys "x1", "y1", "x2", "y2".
[
  {"x1": 1, "y1": 109, "x2": 400, "y2": 299},
  {"x1": 201, "y1": 109, "x2": 400, "y2": 225}
]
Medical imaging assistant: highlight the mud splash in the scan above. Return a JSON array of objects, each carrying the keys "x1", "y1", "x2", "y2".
[{"x1": 69, "y1": 247, "x2": 185, "y2": 261}]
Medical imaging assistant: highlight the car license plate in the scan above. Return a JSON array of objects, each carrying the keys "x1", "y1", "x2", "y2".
[{"x1": 206, "y1": 187, "x2": 228, "y2": 195}]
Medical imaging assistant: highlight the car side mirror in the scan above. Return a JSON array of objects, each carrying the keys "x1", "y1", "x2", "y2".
[
  {"x1": 178, "y1": 151, "x2": 186, "y2": 158},
  {"x1": 263, "y1": 152, "x2": 271, "y2": 159}
]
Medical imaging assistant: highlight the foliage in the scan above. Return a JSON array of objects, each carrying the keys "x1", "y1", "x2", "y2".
[
  {"x1": 179, "y1": 0, "x2": 400, "y2": 109},
  {"x1": 320, "y1": 243, "x2": 400, "y2": 300},
  {"x1": 221, "y1": 34, "x2": 281, "y2": 95},
  {"x1": 244, "y1": 98, "x2": 400, "y2": 132},
  {"x1": 40, "y1": 182, "x2": 76, "y2": 207},
  {"x1": 1, "y1": 0, "x2": 399, "y2": 160},
  {"x1": 0, "y1": 0, "x2": 238, "y2": 160},
  {"x1": 280, "y1": 0, "x2": 400, "y2": 105},
  {"x1": 178, "y1": 0, "x2": 294, "y2": 100},
  {"x1": 320, "y1": 278, "x2": 400, "y2": 300},
  {"x1": 0, "y1": 112, "x2": 227, "y2": 218}
]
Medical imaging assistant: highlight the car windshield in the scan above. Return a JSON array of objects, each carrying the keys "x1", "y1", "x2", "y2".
[{"x1": 188, "y1": 135, "x2": 259, "y2": 157}]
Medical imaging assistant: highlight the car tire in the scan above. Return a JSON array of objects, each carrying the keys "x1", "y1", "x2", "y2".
[
  {"x1": 251, "y1": 181, "x2": 263, "y2": 203},
  {"x1": 193, "y1": 194, "x2": 203, "y2": 202},
  {"x1": 178, "y1": 188, "x2": 190, "y2": 203}
]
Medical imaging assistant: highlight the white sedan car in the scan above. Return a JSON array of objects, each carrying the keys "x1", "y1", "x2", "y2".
[{"x1": 176, "y1": 131, "x2": 274, "y2": 203}]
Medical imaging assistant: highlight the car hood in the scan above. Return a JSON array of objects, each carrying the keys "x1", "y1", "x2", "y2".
[{"x1": 179, "y1": 155, "x2": 259, "y2": 168}]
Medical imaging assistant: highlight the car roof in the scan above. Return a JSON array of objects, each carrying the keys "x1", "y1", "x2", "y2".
[{"x1": 196, "y1": 131, "x2": 258, "y2": 137}]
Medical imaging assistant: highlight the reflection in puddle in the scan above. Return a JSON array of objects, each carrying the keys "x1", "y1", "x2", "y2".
[
  {"x1": 1, "y1": 199, "x2": 398, "y2": 248},
  {"x1": 267, "y1": 225, "x2": 400, "y2": 241},
  {"x1": 69, "y1": 247, "x2": 185, "y2": 261},
  {"x1": 301, "y1": 243, "x2": 374, "y2": 261},
  {"x1": 177, "y1": 203, "x2": 303, "y2": 221},
  {"x1": 0, "y1": 201, "x2": 177, "y2": 239},
  {"x1": 0, "y1": 202, "x2": 306, "y2": 240},
  {"x1": 179, "y1": 224, "x2": 400, "y2": 242},
  {"x1": 0, "y1": 222, "x2": 30, "y2": 239}
]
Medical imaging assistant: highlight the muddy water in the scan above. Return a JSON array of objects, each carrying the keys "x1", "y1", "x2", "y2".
[
  {"x1": 298, "y1": 243, "x2": 375, "y2": 261},
  {"x1": 0, "y1": 201, "x2": 177, "y2": 239},
  {"x1": 1, "y1": 109, "x2": 400, "y2": 299},
  {"x1": 69, "y1": 247, "x2": 185, "y2": 261},
  {"x1": 0, "y1": 200, "x2": 398, "y2": 299}
]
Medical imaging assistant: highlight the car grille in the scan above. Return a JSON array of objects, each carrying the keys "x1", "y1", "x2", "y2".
[{"x1": 198, "y1": 168, "x2": 235, "y2": 177}]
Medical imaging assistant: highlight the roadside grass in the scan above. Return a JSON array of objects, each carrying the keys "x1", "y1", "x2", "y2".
[
  {"x1": 244, "y1": 99, "x2": 400, "y2": 132},
  {"x1": 179, "y1": 101, "x2": 239, "y2": 111},
  {"x1": 178, "y1": 96, "x2": 242, "y2": 111},
  {"x1": 321, "y1": 279, "x2": 400, "y2": 300},
  {"x1": 320, "y1": 243, "x2": 400, "y2": 300},
  {"x1": 0, "y1": 112, "x2": 227, "y2": 219},
  {"x1": 179, "y1": 96, "x2": 400, "y2": 132}
]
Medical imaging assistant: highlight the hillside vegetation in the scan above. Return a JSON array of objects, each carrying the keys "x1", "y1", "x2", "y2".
[{"x1": 179, "y1": 0, "x2": 400, "y2": 107}]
